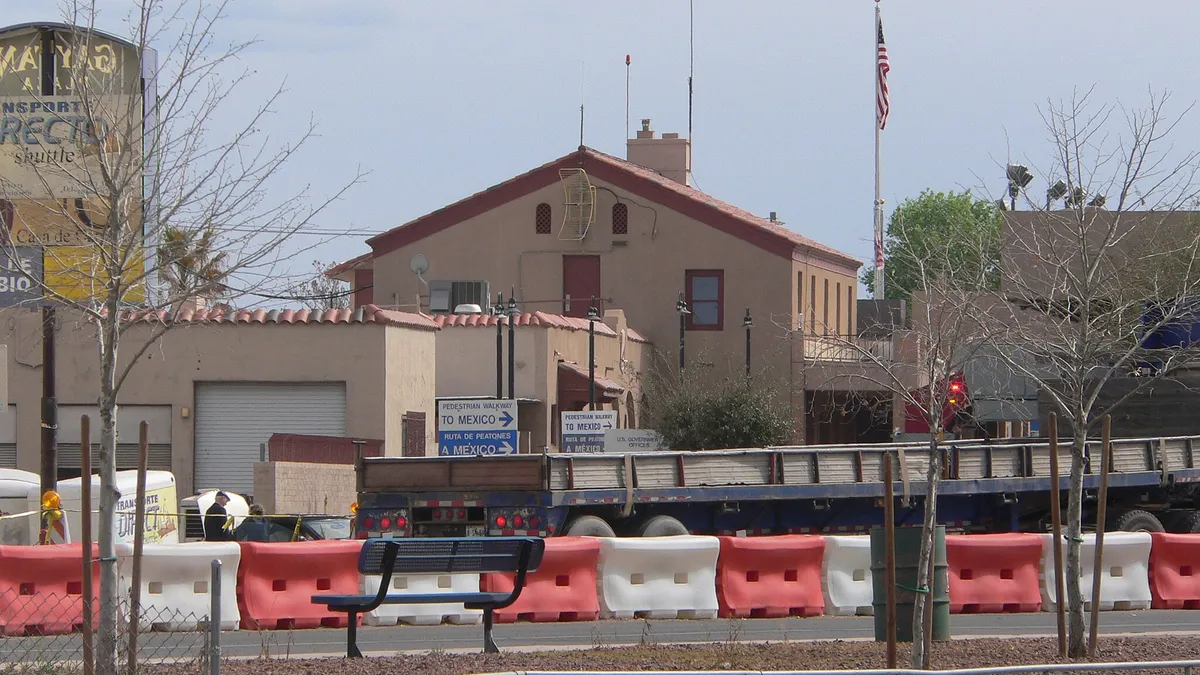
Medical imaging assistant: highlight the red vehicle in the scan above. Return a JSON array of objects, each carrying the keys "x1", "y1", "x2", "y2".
[{"x1": 903, "y1": 372, "x2": 970, "y2": 434}]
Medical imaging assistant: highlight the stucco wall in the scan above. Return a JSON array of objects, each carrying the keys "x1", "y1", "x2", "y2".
[
  {"x1": 385, "y1": 325, "x2": 438, "y2": 455},
  {"x1": 1, "y1": 309, "x2": 436, "y2": 493},
  {"x1": 371, "y1": 178, "x2": 801, "y2": 380}
]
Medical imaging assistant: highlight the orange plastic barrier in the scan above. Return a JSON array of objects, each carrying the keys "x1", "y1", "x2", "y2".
[
  {"x1": 237, "y1": 540, "x2": 361, "y2": 630},
  {"x1": 0, "y1": 544, "x2": 99, "y2": 636},
  {"x1": 716, "y1": 535, "x2": 825, "y2": 618},
  {"x1": 946, "y1": 533, "x2": 1041, "y2": 613},
  {"x1": 482, "y1": 536, "x2": 600, "y2": 623},
  {"x1": 1149, "y1": 533, "x2": 1200, "y2": 609}
]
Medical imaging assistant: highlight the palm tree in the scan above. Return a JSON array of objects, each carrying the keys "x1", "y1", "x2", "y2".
[{"x1": 157, "y1": 224, "x2": 228, "y2": 301}]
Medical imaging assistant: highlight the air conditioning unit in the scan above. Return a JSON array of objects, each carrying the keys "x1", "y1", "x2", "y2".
[{"x1": 429, "y1": 280, "x2": 491, "y2": 314}]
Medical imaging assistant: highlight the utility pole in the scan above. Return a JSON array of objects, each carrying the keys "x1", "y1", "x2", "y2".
[{"x1": 38, "y1": 29, "x2": 57, "y2": 497}]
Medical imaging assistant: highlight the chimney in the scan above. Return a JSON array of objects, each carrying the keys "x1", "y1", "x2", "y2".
[{"x1": 626, "y1": 117, "x2": 691, "y2": 186}]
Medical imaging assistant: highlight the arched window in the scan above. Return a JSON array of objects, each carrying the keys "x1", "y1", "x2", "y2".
[
  {"x1": 612, "y1": 203, "x2": 628, "y2": 235},
  {"x1": 535, "y1": 202, "x2": 552, "y2": 234}
]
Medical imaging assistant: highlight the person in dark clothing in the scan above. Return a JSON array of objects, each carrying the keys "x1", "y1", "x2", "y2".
[
  {"x1": 234, "y1": 504, "x2": 271, "y2": 542},
  {"x1": 204, "y1": 491, "x2": 233, "y2": 541}
]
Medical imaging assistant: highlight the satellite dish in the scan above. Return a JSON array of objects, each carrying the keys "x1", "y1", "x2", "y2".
[{"x1": 409, "y1": 254, "x2": 430, "y2": 276}]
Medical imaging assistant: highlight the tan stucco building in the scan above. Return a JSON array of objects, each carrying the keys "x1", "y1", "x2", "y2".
[
  {"x1": 332, "y1": 121, "x2": 891, "y2": 442},
  {"x1": 0, "y1": 305, "x2": 438, "y2": 497}
]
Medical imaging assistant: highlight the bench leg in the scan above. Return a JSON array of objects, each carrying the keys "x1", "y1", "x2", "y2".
[
  {"x1": 346, "y1": 612, "x2": 363, "y2": 659},
  {"x1": 482, "y1": 608, "x2": 499, "y2": 654}
]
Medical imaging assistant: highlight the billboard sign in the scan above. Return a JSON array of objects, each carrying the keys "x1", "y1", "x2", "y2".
[{"x1": 0, "y1": 25, "x2": 148, "y2": 306}]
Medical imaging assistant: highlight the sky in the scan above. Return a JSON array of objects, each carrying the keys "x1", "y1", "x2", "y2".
[{"x1": 5, "y1": 0, "x2": 1200, "y2": 298}]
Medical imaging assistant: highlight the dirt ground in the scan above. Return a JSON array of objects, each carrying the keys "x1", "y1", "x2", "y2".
[{"x1": 149, "y1": 635, "x2": 1200, "y2": 675}]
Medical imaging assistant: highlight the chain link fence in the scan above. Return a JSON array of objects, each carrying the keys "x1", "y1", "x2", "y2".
[{"x1": 0, "y1": 592, "x2": 212, "y2": 674}]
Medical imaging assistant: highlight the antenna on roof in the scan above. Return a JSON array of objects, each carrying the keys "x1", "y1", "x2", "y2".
[
  {"x1": 579, "y1": 60, "x2": 586, "y2": 150},
  {"x1": 688, "y1": 0, "x2": 694, "y2": 145},
  {"x1": 625, "y1": 54, "x2": 631, "y2": 142}
]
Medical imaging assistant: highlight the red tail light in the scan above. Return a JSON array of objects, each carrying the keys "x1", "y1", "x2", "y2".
[
  {"x1": 495, "y1": 515, "x2": 507, "y2": 528},
  {"x1": 380, "y1": 517, "x2": 392, "y2": 529},
  {"x1": 361, "y1": 516, "x2": 375, "y2": 530},
  {"x1": 513, "y1": 515, "x2": 525, "y2": 528},
  {"x1": 396, "y1": 516, "x2": 407, "y2": 529},
  {"x1": 528, "y1": 515, "x2": 540, "y2": 529},
  {"x1": 432, "y1": 509, "x2": 442, "y2": 520},
  {"x1": 457, "y1": 508, "x2": 467, "y2": 520}
]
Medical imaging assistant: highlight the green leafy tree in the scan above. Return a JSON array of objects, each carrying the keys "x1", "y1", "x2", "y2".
[
  {"x1": 862, "y1": 190, "x2": 1003, "y2": 302},
  {"x1": 644, "y1": 355, "x2": 793, "y2": 450}
]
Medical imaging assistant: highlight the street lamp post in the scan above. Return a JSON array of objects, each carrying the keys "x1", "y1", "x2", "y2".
[
  {"x1": 507, "y1": 292, "x2": 518, "y2": 400},
  {"x1": 493, "y1": 292, "x2": 504, "y2": 399},
  {"x1": 743, "y1": 307, "x2": 753, "y2": 377},
  {"x1": 587, "y1": 298, "x2": 599, "y2": 410},
  {"x1": 676, "y1": 292, "x2": 690, "y2": 370}
]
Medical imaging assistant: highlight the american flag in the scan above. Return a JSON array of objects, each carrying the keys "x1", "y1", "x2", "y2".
[{"x1": 876, "y1": 12, "x2": 890, "y2": 131}]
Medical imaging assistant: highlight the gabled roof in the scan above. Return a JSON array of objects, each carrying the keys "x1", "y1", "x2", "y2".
[
  {"x1": 326, "y1": 252, "x2": 373, "y2": 278},
  {"x1": 121, "y1": 304, "x2": 439, "y2": 332},
  {"x1": 364, "y1": 146, "x2": 861, "y2": 271}
]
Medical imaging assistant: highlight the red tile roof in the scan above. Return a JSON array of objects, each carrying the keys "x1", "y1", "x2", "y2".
[
  {"x1": 363, "y1": 146, "x2": 861, "y2": 271},
  {"x1": 430, "y1": 310, "x2": 619, "y2": 337},
  {"x1": 121, "y1": 304, "x2": 439, "y2": 332},
  {"x1": 558, "y1": 360, "x2": 626, "y2": 394}
]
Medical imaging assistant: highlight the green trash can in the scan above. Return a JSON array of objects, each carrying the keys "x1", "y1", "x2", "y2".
[{"x1": 870, "y1": 525, "x2": 950, "y2": 643}]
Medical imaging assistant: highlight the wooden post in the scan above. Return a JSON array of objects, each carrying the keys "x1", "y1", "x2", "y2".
[
  {"x1": 1047, "y1": 413, "x2": 1067, "y2": 658},
  {"x1": 80, "y1": 415, "x2": 93, "y2": 675},
  {"x1": 883, "y1": 452, "x2": 897, "y2": 668},
  {"x1": 126, "y1": 422, "x2": 150, "y2": 675},
  {"x1": 1087, "y1": 414, "x2": 1112, "y2": 658}
]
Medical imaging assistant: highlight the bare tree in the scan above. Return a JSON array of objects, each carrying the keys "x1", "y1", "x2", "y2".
[
  {"x1": 794, "y1": 205, "x2": 998, "y2": 668},
  {"x1": 291, "y1": 259, "x2": 350, "y2": 311},
  {"x1": 986, "y1": 89, "x2": 1200, "y2": 657},
  {"x1": 0, "y1": 3, "x2": 361, "y2": 673}
]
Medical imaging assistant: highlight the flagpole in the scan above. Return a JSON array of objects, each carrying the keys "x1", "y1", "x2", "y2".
[{"x1": 874, "y1": 0, "x2": 885, "y2": 301}]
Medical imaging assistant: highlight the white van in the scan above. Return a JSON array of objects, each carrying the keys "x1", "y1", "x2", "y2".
[
  {"x1": 180, "y1": 490, "x2": 250, "y2": 541},
  {"x1": 0, "y1": 469, "x2": 42, "y2": 545},
  {"x1": 48, "y1": 470, "x2": 182, "y2": 545}
]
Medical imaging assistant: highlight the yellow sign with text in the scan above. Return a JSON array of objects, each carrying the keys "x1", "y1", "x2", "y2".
[{"x1": 42, "y1": 245, "x2": 145, "y2": 303}]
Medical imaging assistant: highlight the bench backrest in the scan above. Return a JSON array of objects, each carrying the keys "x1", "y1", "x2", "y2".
[{"x1": 358, "y1": 537, "x2": 545, "y2": 576}]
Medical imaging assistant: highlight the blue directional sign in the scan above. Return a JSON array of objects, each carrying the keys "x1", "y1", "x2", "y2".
[
  {"x1": 560, "y1": 410, "x2": 617, "y2": 454},
  {"x1": 437, "y1": 399, "x2": 518, "y2": 456}
]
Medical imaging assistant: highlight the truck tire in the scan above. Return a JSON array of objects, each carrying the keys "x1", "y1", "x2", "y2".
[
  {"x1": 636, "y1": 515, "x2": 689, "y2": 537},
  {"x1": 1107, "y1": 509, "x2": 1165, "y2": 533},
  {"x1": 1163, "y1": 510, "x2": 1200, "y2": 533},
  {"x1": 564, "y1": 515, "x2": 616, "y2": 538}
]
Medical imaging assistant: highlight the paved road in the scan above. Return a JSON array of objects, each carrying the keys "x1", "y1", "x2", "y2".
[
  {"x1": 218, "y1": 611, "x2": 1200, "y2": 658},
  {"x1": 2, "y1": 611, "x2": 1196, "y2": 663}
]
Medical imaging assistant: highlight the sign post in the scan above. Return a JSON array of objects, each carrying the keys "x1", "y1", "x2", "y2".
[
  {"x1": 560, "y1": 410, "x2": 617, "y2": 454},
  {"x1": 437, "y1": 399, "x2": 518, "y2": 457}
]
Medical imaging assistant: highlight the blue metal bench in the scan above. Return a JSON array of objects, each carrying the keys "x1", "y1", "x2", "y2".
[{"x1": 312, "y1": 537, "x2": 545, "y2": 657}]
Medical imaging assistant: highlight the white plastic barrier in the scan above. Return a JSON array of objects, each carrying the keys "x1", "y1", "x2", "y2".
[
  {"x1": 1038, "y1": 532, "x2": 1152, "y2": 611},
  {"x1": 597, "y1": 535, "x2": 719, "y2": 620},
  {"x1": 363, "y1": 573, "x2": 483, "y2": 626},
  {"x1": 116, "y1": 541, "x2": 241, "y2": 631},
  {"x1": 821, "y1": 535, "x2": 874, "y2": 616}
]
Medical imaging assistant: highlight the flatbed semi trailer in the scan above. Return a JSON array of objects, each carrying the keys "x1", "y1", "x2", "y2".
[{"x1": 352, "y1": 435, "x2": 1200, "y2": 539}]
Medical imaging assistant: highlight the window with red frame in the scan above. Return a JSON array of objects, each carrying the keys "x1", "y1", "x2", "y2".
[{"x1": 685, "y1": 270, "x2": 723, "y2": 330}]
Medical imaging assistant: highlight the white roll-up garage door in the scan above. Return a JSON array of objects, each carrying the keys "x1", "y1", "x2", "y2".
[{"x1": 194, "y1": 383, "x2": 346, "y2": 496}]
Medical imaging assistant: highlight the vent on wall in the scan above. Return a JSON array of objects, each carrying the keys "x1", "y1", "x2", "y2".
[{"x1": 429, "y1": 280, "x2": 491, "y2": 314}]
